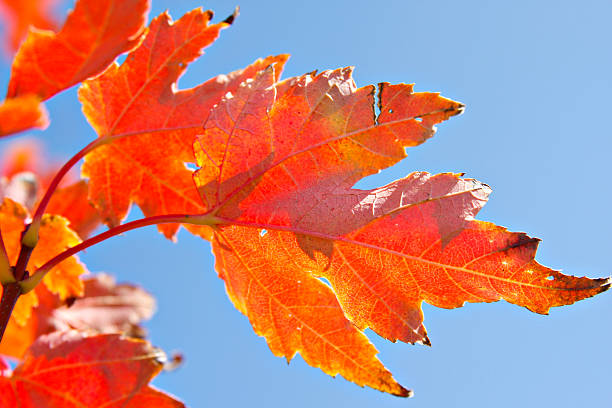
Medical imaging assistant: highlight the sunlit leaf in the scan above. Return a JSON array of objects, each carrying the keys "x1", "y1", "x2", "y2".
[
  {"x1": 192, "y1": 66, "x2": 610, "y2": 394},
  {"x1": 0, "y1": 331, "x2": 184, "y2": 407},
  {"x1": 79, "y1": 8, "x2": 286, "y2": 239},
  {"x1": 6, "y1": 0, "x2": 149, "y2": 101}
]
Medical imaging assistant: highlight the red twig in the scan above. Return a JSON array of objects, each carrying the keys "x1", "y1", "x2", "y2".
[
  {"x1": 13, "y1": 138, "x2": 108, "y2": 283},
  {"x1": 20, "y1": 212, "x2": 219, "y2": 293},
  {"x1": 32, "y1": 138, "x2": 104, "y2": 224},
  {"x1": 0, "y1": 281, "x2": 21, "y2": 340}
]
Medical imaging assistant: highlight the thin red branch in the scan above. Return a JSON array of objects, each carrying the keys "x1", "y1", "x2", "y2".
[
  {"x1": 0, "y1": 282, "x2": 21, "y2": 340},
  {"x1": 13, "y1": 235, "x2": 32, "y2": 281},
  {"x1": 21, "y1": 212, "x2": 219, "y2": 293},
  {"x1": 13, "y1": 139, "x2": 104, "y2": 282},
  {"x1": 31, "y1": 128, "x2": 201, "y2": 225},
  {"x1": 32, "y1": 138, "x2": 106, "y2": 224}
]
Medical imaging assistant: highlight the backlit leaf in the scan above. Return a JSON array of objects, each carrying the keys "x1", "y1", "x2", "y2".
[
  {"x1": 46, "y1": 180, "x2": 101, "y2": 238},
  {"x1": 193, "y1": 66, "x2": 610, "y2": 394},
  {"x1": 0, "y1": 95, "x2": 48, "y2": 137},
  {"x1": 6, "y1": 0, "x2": 149, "y2": 101},
  {"x1": 214, "y1": 227, "x2": 411, "y2": 396},
  {"x1": 0, "y1": 331, "x2": 184, "y2": 407},
  {"x1": 79, "y1": 7, "x2": 287, "y2": 239}
]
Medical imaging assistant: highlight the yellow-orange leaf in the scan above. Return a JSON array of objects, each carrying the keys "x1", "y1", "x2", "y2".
[
  {"x1": 0, "y1": 95, "x2": 48, "y2": 138},
  {"x1": 0, "y1": 198, "x2": 87, "y2": 324},
  {"x1": 6, "y1": 0, "x2": 149, "y2": 101},
  {"x1": 79, "y1": 7, "x2": 287, "y2": 239}
]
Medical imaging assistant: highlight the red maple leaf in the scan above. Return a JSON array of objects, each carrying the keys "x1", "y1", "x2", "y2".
[
  {"x1": 0, "y1": 331, "x2": 183, "y2": 407},
  {"x1": 189, "y1": 65, "x2": 610, "y2": 394},
  {"x1": 0, "y1": 0, "x2": 150, "y2": 138},
  {"x1": 79, "y1": 8, "x2": 285, "y2": 240},
  {"x1": 0, "y1": 1, "x2": 608, "y2": 401},
  {"x1": 6, "y1": 0, "x2": 149, "y2": 101}
]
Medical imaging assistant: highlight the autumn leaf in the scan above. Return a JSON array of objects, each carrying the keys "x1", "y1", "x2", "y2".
[
  {"x1": 0, "y1": 0, "x2": 57, "y2": 54},
  {"x1": 0, "y1": 274, "x2": 155, "y2": 358},
  {"x1": 0, "y1": 198, "x2": 87, "y2": 325},
  {"x1": 79, "y1": 7, "x2": 287, "y2": 240},
  {"x1": 0, "y1": 331, "x2": 184, "y2": 407},
  {"x1": 0, "y1": 95, "x2": 48, "y2": 137},
  {"x1": 46, "y1": 180, "x2": 101, "y2": 238},
  {"x1": 213, "y1": 226, "x2": 412, "y2": 396},
  {"x1": 192, "y1": 66, "x2": 610, "y2": 394},
  {"x1": 6, "y1": 0, "x2": 149, "y2": 101}
]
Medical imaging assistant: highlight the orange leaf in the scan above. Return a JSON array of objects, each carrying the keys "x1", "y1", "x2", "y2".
[
  {"x1": 0, "y1": 198, "x2": 87, "y2": 324},
  {"x1": 193, "y1": 67, "x2": 610, "y2": 394},
  {"x1": 47, "y1": 180, "x2": 101, "y2": 238},
  {"x1": 0, "y1": 0, "x2": 57, "y2": 54},
  {"x1": 0, "y1": 331, "x2": 184, "y2": 407},
  {"x1": 0, "y1": 95, "x2": 48, "y2": 137},
  {"x1": 0, "y1": 274, "x2": 154, "y2": 358},
  {"x1": 6, "y1": 0, "x2": 149, "y2": 101},
  {"x1": 79, "y1": 7, "x2": 287, "y2": 239},
  {"x1": 214, "y1": 228, "x2": 411, "y2": 396},
  {"x1": 0, "y1": 310, "x2": 38, "y2": 359}
]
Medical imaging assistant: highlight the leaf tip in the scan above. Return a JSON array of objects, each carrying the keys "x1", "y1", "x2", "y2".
[
  {"x1": 420, "y1": 334, "x2": 432, "y2": 347},
  {"x1": 596, "y1": 276, "x2": 611, "y2": 294},
  {"x1": 396, "y1": 386, "x2": 414, "y2": 398},
  {"x1": 456, "y1": 102, "x2": 466, "y2": 115},
  {"x1": 223, "y1": 7, "x2": 239, "y2": 25}
]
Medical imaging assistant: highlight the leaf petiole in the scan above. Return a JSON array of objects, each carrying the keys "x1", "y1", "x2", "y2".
[
  {"x1": 20, "y1": 212, "x2": 222, "y2": 293},
  {"x1": 31, "y1": 138, "x2": 109, "y2": 226},
  {"x1": 0, "y1": 281, "x2": 21, "y2": 340}
]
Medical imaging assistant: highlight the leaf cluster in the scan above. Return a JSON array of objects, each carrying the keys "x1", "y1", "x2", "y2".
[{"x1": 0, "y1": 0, "x2": 609, "y2": 405}]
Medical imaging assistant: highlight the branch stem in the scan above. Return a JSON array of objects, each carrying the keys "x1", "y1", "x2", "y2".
[
  {"x1": 20, "y1": 212, "x2": 220, "y2": 293},
  {"x1": 0, "y1": 282, "x2": 21, "y2": 340},
  {"x1": 32, "y1": 138, "x2": 107, "y2": 224},
  {"x1": 14, "y1": 138, "x2": 112, "y2": 284}
]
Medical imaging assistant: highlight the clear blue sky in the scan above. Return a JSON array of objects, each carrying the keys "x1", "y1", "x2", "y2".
[{"x1": 1, "y1": 1, "x2": 611, "y2": 407}]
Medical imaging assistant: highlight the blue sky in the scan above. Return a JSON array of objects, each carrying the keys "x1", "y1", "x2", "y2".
[{"x1": 1, "y1": 1, "x2": 611, "y2": 407}]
